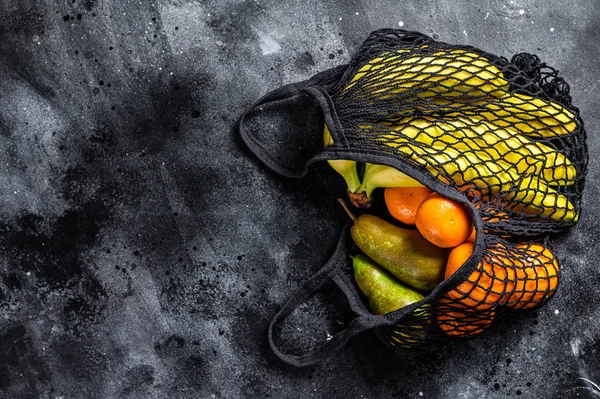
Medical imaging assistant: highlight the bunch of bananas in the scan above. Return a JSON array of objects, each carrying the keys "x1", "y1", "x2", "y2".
[
  {"x1": 325, "y1": 46, "x2": 579, "y2": 223},
  {"x1": 324, "y1": 124, "x2": 422, "y2": 208}
]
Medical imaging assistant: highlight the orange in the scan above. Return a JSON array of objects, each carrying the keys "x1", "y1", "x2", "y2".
[
  {"x1": 384, "y1": 187, "x2": 432, "y2": 225},
  {"x1": 505, "y1": 243, "x2": 559, "y2": 310},
  {"x1": 415, "y1": 193, "x2": 473, "y2": 248},
  {"x1": 436, "y1": 297, "x2": 495, "y2": 337},
  {"x1": 443, "y1": 242, "x2": 514, "y2": 310},
  {"x1": 481, "y1": 210, "x2": 509, "y2": 224},
  {"x1": 436, "y1": 241, "x2": 558, "y2": 335},
  {"x1": 444, "y1": 242, "x2": 475, "y2": 280},
  {"x1": 472, "y1": 202, "x2": 510, "y2": 237},
  {"x1": 466, "y1": 225, "x2": 476, "y2": 242}
]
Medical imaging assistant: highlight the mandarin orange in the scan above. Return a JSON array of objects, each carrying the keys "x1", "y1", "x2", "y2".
[
  {"x1": 415, "y1": 193, "x2": 472, "y2": 248},
  {"x1": 384, "y1": 186, "x2": 432, "y2": 225}
]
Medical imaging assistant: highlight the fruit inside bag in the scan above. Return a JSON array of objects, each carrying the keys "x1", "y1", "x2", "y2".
[
  {"x1": 341, "y1": 191, "x2": 561, "y2": 348},
  {"x1": 237, "y1": 29, "x2": 588, "y2": 366}
]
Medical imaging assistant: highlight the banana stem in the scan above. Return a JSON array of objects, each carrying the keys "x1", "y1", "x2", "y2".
[{"x1": 348, "y1": 192, "x2": 372, "y2": 209}]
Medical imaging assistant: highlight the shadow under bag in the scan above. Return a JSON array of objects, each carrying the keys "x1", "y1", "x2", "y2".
[{"x1": 238, "y1": 29, "x2": 588, "y2": 367}]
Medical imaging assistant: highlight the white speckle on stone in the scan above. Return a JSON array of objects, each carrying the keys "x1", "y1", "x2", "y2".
[
  {"x1": 570, "y1": 338, "x2": 582, "y2": 356},
  {"x1": 326, "y1": 332, "x2": 333, "y2": 341},
  {"x1": 519, "y1": 9, "x2": 525, "y2": 15},
  {"x1": 399, "y1": 21, "x2": 404, "y2": 27},
  {"x1": 531, "y1": 20, "x2": 534, "y2": 24},
  {"x1": 339, "y1": 17, "x2": 342, "y2": 20},
  {"x1": 485, "y1": 12, "x2": 490, "y2": 19},
  {"x1": 419, "y1": 392, "x2": 424, "y2": 397},
  {"x1": 555, "y1": 309, "x2": 560, "y2": 314},
  {"x1": 355, "y1": 12, "x2": 359, "y2": 15},
  {"x1": 463, "y1": 30, "x2": 468, "y2": 36},
  {"x1": 26, "y1": 272, "x2": 31, "y2": 276},
  {"x1": 256, "y1": 30, "x2": 281, "y2": 55},
  {"x1": 550, "y1": 27, "x2": 555, "y2": 32}
]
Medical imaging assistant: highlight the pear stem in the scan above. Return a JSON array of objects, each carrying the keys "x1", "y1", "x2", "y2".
[{"x1": 337, "y1": 198, "x2": 356, "y2": 222}]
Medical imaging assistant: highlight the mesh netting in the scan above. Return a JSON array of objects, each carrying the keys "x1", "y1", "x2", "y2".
[
  {"x1": 239, "y1": 29, "x2": 588, "y2": 364},
  {"x1": 321, "y1": 30, "x2": 586, "y2": 348},
  {"x1": 374, "y1": 236, "x2": 560, "y2": 347},
  {"x1": 327, "y1": 30, "x2": 586, "y2": 238}
]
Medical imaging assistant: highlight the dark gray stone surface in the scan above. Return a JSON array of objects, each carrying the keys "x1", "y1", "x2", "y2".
[{"x1": 0, "y1": 0, "x2": 598, "y2": 398}]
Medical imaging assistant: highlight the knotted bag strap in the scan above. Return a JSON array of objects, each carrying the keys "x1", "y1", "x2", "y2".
[{"x1": 268, "y1": 224, "x2": 394, "y2": 367}]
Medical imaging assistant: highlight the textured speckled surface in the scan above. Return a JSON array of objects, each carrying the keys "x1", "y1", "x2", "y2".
[{"x1": 0, "y1": 1, "x2": 599, "y2": 398}]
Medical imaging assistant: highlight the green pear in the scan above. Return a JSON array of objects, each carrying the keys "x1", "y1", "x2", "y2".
[
  {"x1": 351, "y1": 214, "x2": 450, "y2": 292},
  {"x1": 352, "y1": 254, "x2": 425, "y2": 315}
]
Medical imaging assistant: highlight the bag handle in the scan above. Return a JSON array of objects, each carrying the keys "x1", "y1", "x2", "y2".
[
  {"x1": 237, "y1": 67, "x2": 347, "y2": 179},
  {"x1": 268, "y1": 219, "x2": 486, "y2": 367},
  {"x1": 237, "y1": 81, "x2": 312, "y2": 178},
  {"x1": 268, "y1": 224, "x2": 396, "y2": 367}
]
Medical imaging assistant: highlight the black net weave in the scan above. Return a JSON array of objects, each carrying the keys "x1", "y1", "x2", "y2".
[
  {"x1": 375, "y1": 235, "x2": 560, "y2": 347},
  {"x1": 328, "y1": 29, "x2": 586, "y2": 237},
  {"x1": 237, "y1": 29, "x2": 588, "y2": 366}
]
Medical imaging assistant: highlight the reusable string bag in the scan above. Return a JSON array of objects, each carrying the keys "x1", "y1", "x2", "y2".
[{"x1": 237, "y1": 29, "x2": 588, "y2": 367}]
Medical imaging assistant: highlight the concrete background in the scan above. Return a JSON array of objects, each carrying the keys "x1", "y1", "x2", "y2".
[{"x1": 0, "y1": 0, "x2": 598, "y2": 398}]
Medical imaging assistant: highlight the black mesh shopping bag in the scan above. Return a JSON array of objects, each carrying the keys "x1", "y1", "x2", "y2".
[{"x1": 237, "y1": 29, "x2": 588, "y2": 367}]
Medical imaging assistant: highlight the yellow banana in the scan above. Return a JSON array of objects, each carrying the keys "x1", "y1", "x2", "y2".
[
  {"x1": 325, "y1": 123, "x2": 424, "y2": 207},
  {"x1": 343, "y1": 48, "x2": 509, "y2": 101},
  {"x1": 461, "y1": 116, "x2": 576, "y2": 185},
  {"x1": 384, "y1": 305, "x2": 431, "y2": 348},
  {"x1": 329, "y1": 43, "x2": 579, "y2": 221},
  {"x1": 467, "y1": 92, "x2": 577, "y2": 138},
  {"x1": 345, "y1": 46, "x2": 577, "y2": 139},
  {"x1": 348, "y1": 48, "x2": 416, "y2": 84},
  {"x1": 324, "y1": 123, "x2": 427, "y2": 207},
  {"x1": 409, "y1": 144, "x2": 577, "y2": 222},
  {"x1": 378, "y1": 116, "x2": 576, "y2": 186},
  {"x1": 358, "y1": 123, "x2": 578, "y2": 221},
  {"x1": 323, "y1": 124, "x2": 361, "y2": 193},
  {"x1": 363, "y1": 123, "x2": 523, "y2": 192},
  {"x1": 444, "y1": 116, "x2": 576, "y2": 186},
  {"x1": 504, "y1": 175, "x2": 579, "y2": 222},
  {"x1": 357, "y1": 162, "x2": 424, "y2": 202}
]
